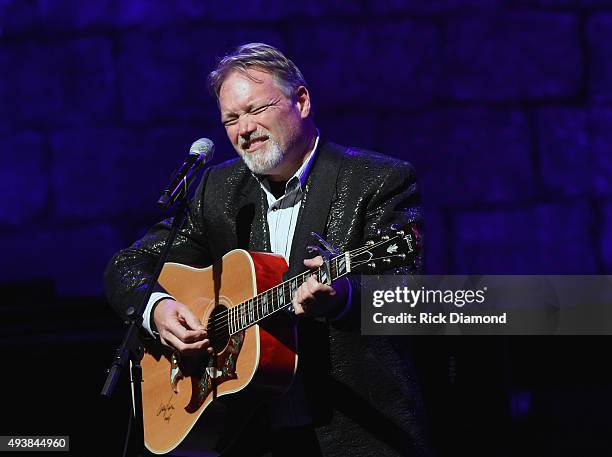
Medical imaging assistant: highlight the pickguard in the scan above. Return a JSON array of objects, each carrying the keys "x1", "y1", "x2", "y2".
[{"x1": 186, "y1": 331, "x2": 245, "y2": 412}]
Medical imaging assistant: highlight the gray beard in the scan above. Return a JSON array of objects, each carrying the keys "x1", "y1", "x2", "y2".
[{"x1": 239, "y1": 138, "x2": 284, "y2": 175}]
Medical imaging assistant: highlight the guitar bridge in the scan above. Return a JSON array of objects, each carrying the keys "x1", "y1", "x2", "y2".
[
  {"x1": 170, "y1": 353, "x2": 183, "y2": 394},
  {"x1": 206, "y1": 366, "x2": 223, "y2": 379}
]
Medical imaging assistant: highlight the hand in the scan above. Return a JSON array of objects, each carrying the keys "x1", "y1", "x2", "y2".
[
  {"x1": 292, "y1": 256, "x2": 349, "y2": 317},
  {"x1": 153, "y1": 299, "x2": 213, "y2": 355}
]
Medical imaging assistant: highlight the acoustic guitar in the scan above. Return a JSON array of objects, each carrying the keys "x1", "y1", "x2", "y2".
[{"x1": 137, "y1": 224, "x2": 420, "y2": 455}]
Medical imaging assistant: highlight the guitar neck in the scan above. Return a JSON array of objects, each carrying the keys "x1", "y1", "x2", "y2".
[
  {"x1": 225, "y1": 253, "x2": 350, "y2": 335},
  {"x1": 223, "y1": 224, "x2": 419, "y2": 336}
]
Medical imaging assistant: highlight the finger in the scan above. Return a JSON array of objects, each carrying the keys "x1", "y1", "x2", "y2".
[
  {"x1": 315, "y1": 284, "x2": 336, "y2": 297},
  {"x1": 306, "y1": 275, "x2": 322, "y2": 295},
  {"x1": 164, "y1": 332, "x2": 210, "y2": 354},
  {"x1": 297, "y1": 281, "x2": 313, "y2": 302},
  {"x1": 303, "y1": 256, "x2": 324, "y2": 268},
  {"x1": 178, "y1": 308, "x2": 207, "y2": 333},
  {"x1": 308, "y1": 280, "x2": 335, "y2": 298},
  {"x1": 183, "y1": 338, "x2": 210, "y2": 354},
  {"x1": 292, "y1": 295, "x2": 305, "y2": 316},
  {"x1": 166, "y1": 321, "x2": 207, "y2": 343}
]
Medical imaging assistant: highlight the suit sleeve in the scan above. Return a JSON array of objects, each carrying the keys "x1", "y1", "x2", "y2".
[{"x1": 103, "y1": 169, "x2": 213, "y2": 320}]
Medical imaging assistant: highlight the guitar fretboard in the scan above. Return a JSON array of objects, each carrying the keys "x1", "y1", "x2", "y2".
[{"x1": 226, "y1": 254, "x2": 349, "y2": 335}]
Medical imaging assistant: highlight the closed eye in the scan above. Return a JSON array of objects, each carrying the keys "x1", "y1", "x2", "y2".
[
  {"x1": 251, "y1": 104, "x2": 271, "y2": 115},
  {"x1": 222, "y1": 100, "x2": 279, "y2": 127}
]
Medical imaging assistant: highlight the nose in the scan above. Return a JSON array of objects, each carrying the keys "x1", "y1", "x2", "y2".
[{"x1": 237, "y1": 114, "x2": 256, "y2": 138}]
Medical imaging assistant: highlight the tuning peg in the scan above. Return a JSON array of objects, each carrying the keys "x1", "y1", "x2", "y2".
[
  {"x1": 396, "y1": 230, "x2": 405, "y2": 236},
  {"x1": 383, "y1": 258, "x2": 392, "y2": 264},
  {"x1": 368, "y1": 262, "x2": 377, "y2": 269},
  {"x1": 381, "y1": 235, "x2": 390, "y2": 241},
  {"x1": 366, "y1": 240, "x2": 375, "y2": 246}
]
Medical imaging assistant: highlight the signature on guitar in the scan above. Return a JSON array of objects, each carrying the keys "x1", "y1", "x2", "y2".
[{"x1": 157, "y1": 395, "x2": 176, "y2": 423}]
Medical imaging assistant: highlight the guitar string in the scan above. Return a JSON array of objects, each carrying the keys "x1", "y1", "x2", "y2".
[
  {"x1": 207, "y1": 251, "x2": 406, "y2": 336},
  {"x1": 208, "y1": 267, "x2": 323, "y2": 335},
  {"x1": 207, "y1": 233, "x2": 408, "y2": 334},
  {"x1": 206, "y1": 232, "x2": 411, "y2": 335},
  {"x1": 206, "y1": 233, "x2": 410, "y2": 334}
]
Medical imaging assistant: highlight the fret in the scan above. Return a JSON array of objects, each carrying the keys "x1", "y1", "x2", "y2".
[
  {"x1": 289, "y1": 278, "x2": 298, "y2": 305},
  {"x1": 282, "y1": 282, "x2": 291, "y2": 307},
  {"x1": 228, "y1": 308, "x2": 232, "y2": 335},
  {"x1": 271, "y1": 287, "x2": 277, "y2": 311},
  {"x1": 262, "y1": 291, "x2": 269, "y2": 315},
  {"x1": 228, "y1": 312, "x2": 232, "y2": 335},
  {"x1": 278, "y1": 284, "x2": 286, "y2": 309},
  {"x1": 248, "y1": 299, "x2": 254, "y2": 324},
  {"x1": 229, "y1": 259, "x2": 345, "y2": 332},
  {"x1": 336, "y1": 255, "x2": 346, "y2": 277}
]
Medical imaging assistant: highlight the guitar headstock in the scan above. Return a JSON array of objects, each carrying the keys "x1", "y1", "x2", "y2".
[{"x1": 346, "y1": 223, "x2": 421, "y2": 274}]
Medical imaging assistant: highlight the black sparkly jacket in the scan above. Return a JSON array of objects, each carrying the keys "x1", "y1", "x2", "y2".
[{"x1": 104, "y1": 140, "x2": 429, "y2": 456}]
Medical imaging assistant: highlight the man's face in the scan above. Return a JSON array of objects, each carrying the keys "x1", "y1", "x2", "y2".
[{"x1": 218, "y1": 69, "x2": 308, "y2": 177}]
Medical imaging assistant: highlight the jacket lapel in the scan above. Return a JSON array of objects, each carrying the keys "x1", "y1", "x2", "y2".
[
  {"x1": 286, "y1": 140, "x2": 345, "y2": 278},
  {"x1": 235, "y1": 173, "x2": 270, "y2": 252}
]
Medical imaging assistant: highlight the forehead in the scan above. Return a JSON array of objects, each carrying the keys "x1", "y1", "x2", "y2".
[{"x1": 218, "y1": 69, "x2": 284, "y2": 111}]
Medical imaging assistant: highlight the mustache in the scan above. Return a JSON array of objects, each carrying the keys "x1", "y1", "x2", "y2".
[{"x1": 240, "y1": 131, "x2": 270, "y2": 149}]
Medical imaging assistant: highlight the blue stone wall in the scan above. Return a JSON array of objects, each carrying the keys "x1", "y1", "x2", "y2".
[{"x1": 1, "y1": 0, "x2": 611, "y2": 296}]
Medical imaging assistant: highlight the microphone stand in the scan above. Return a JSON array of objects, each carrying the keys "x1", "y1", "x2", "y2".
[{"x1": 101, "y1": 196, "x2": 191, "y2": 457}]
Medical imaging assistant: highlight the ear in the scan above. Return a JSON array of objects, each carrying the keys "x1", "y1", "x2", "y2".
[{"x1": 295, "y1": 86, "x2": 311, "y2": 119}]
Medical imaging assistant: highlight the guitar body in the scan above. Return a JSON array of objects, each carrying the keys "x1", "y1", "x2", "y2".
[{"x1": 139, "y1": 249, "x2": 297, "y2": 455}]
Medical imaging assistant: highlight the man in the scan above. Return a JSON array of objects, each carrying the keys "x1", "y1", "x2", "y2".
[{"x1": 105, "y1": 43, "x2": 427, "y2": 456}]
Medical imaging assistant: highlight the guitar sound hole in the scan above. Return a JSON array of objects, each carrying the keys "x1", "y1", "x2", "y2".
[{"x1": 208, "y1": 305, "x2": 230, "y2": 353}]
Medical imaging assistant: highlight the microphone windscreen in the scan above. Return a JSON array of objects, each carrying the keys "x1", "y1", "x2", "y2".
[{"x1": 190, "y1": 138, "x2": 214, "y2": 158}]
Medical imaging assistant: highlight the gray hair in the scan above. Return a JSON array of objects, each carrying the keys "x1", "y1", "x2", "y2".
[{"x1": 208, "y1": 43, "x2": 308, "y2": 100}]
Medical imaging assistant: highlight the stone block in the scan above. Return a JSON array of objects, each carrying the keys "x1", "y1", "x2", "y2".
[
  {"x1": 370, "y1": 0, "x2": 503, "y2": 14},
  {"x1": 601, "y1": 202, "x2": 612, "y2": 274},
  {"x1": 453, "y1": 203, "x2": 598, "y2": 274},
  {"x1": 118, "y1": 0, "x2": 313, "y2": 25},
  {"x1": 445, "y1": 13, "x2": 581, "y2": 101},
  {"x1": 588, "y1": 15, "x2": 612, "y2": 103},
  {"x1": 0, "y1": 0, "x2": 115, "y2": 34},
  {"x1": 515, "y1": 0, "x2": 612, "y2": 7},
  {"x1": 421, "y1": 207, "x2": 450, "y2": 274},
  {"x1": 0, "y1": 131, "x2": 49, "y2": 226},
  {"x1": 0, "y1": 223, "x2": 123, "y2": 296},
  {"x1": 291, "y1": 20, "x2": 437, "y2": 110},
  {"x1": 118, "y1": 27, "x2": 284, "y2": 122},
  {"x1": 0, "y1": 43, "x2": 64, "y2": 125},
  {"x1": 0, "y1": 38, "x2": 115, "y2": 124},
  {"x1": 51, "y1": 128, "x2": 142, "y2": 220},
  {"x1": 537, "y1": 107, "x2": 590, "y2": 196},
  {"x1": 538, "y1": 107, "x2": 612, "y2": 197},
  {"x1": 590, "y1": 108, "x2": 612, "y2": 196},
  {"x1": 117, "y1": 0, "x2": 207, "y2": 27},
  {"x1": 316, "y1": 112, "x2": 378, "y2": 152},
  {"x1": 379, "y1": 108, "x2": 535, "y2": 205}
]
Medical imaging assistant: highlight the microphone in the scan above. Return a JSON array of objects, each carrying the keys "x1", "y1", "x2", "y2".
[{"x1": 157, "y1": 138, "x2": 214, "y2": 210}]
